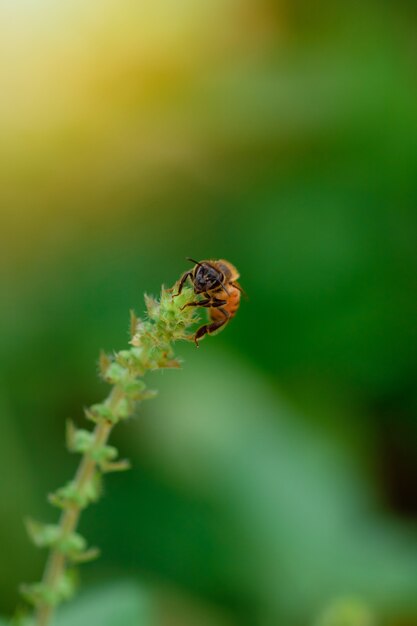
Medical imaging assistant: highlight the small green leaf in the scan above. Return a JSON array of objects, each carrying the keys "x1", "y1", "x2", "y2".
[
  {"x1": 58, "y1": 532, "x2": 87, "y2": 556},
  {"x1": 25, "y1": 519, "x2": 61, "y2": 548},
  {"x1": 144, "y1": 293, "x2": 159, "y2": 320},
  {"x1": 112, "y1": 397, "x2": 132, "y2": 420},
  {"x1": 86, "y1": 403, "x2": 114, "y2": 424},
  {"x1": 49, "y1": 479, "x2": 96, "y2": 510},
  {"x1": 104, "y1": 363, "x2": 127, "y2": 385},
  {"x1": 116, "y1": 350, "x2": 134, "y2": 368},
  {"x1": 55, "y1": 570, "x2": 78, "y2": 603},
  {"x1": 98, "y1": 351, "x2": 112, "y2": 377},
  {"x1": 68, "y1": 547, "x2": 100, "y2": 564},
  {"x1": 120, "y1": 378, "x2": 146, "y2": 397},
  {"x1": 20, "y1": 582, "x2": 50, "y2": 608},
  {"x1": 100, "y1": 459, "x2": 131, "y2": 473},
  {"x1": 70, "y1": 429, "x2": 94, "y2": 454},
  {"x1": 90, "y1": 444, "x2": 118, "y2": 464},
  {"x1": 142, "y1": 389, "x2": 158, "y2": 400}
]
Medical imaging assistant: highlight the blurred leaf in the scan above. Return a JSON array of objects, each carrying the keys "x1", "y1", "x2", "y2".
[
  {"x1": 55, "y1": 582, "x2": 151, "y2": 626},
  {"x1": 314, "y1": 597, "x2": 375, "y2": 626},
  {"x1": 138, "y1": 350, "x2": 417, "y2": 624}
]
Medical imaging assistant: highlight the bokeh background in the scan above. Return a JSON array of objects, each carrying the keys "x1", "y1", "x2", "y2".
[{"x1": 1, "y1": 1, "x2": 416, "y2": 625}]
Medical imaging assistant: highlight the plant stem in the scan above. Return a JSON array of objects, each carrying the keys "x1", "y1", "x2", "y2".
[{"x1": 35, "y1": 388, "x2": 121, "y2": 626}]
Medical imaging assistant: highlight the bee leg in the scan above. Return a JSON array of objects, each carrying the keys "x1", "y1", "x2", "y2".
[
  {"x1": 180, "y1": 298, "x2": 211, "y2": 311},
  {"x1": 193, "y1": 308, "x2": 230, "y2": 347},
  {"x1": 210, "y1": 298, "x2": 227, "y2": 308},
  {"x1": 172, "y1": 271, "x2": 193, "y2": 299},
  {"x1": 194, "y1": 319, "x2": 227, "y2": 347},
  {"x1": 193, "y1": 324, "x2": 209, "y2": 346}
]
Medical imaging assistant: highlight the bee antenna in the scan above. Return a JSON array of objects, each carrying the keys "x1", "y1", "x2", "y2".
[{"x1": 186, "y1": 257, "x2": 202, "y2": 266}]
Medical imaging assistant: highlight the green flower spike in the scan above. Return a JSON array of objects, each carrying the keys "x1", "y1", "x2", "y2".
[{"x1": 21, "y1": 284, "x2": 200, "y2": 626}]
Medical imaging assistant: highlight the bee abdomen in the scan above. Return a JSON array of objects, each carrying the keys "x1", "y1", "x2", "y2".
[{"x1": 210, "y1": 287, "x2": 240, "y2": 321}]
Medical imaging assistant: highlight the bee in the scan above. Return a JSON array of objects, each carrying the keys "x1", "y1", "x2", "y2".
[{"x1": 173, "y1": 258, "x2": 244, "y2": 346}]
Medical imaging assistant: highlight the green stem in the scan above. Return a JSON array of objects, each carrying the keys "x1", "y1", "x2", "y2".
[{"x1": 35, "y1": 388, "x2": 122, "y2": 626}]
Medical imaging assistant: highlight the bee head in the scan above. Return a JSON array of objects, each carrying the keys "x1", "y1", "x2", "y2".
[{"x1": 189, "y1": 259, "x2": 223, "y2": 293}]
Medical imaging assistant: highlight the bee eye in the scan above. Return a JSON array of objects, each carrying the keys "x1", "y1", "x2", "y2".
[{"x1": 196, "y1": 265, "x2": 221, "y2": 287}]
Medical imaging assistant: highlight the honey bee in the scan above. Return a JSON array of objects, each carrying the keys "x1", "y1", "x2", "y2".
[{"x1": 173, "y1": 258, "x2": 244, "y2": 346}]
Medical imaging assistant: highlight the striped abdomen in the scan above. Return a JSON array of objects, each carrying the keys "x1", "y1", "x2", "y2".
[{"x1": 210, "y1": 285, "x2": 241, "y2": 322}]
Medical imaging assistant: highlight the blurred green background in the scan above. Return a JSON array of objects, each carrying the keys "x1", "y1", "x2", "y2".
[{"x1": 1, "y1": 0, "x2": 416, "y2": 625}]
